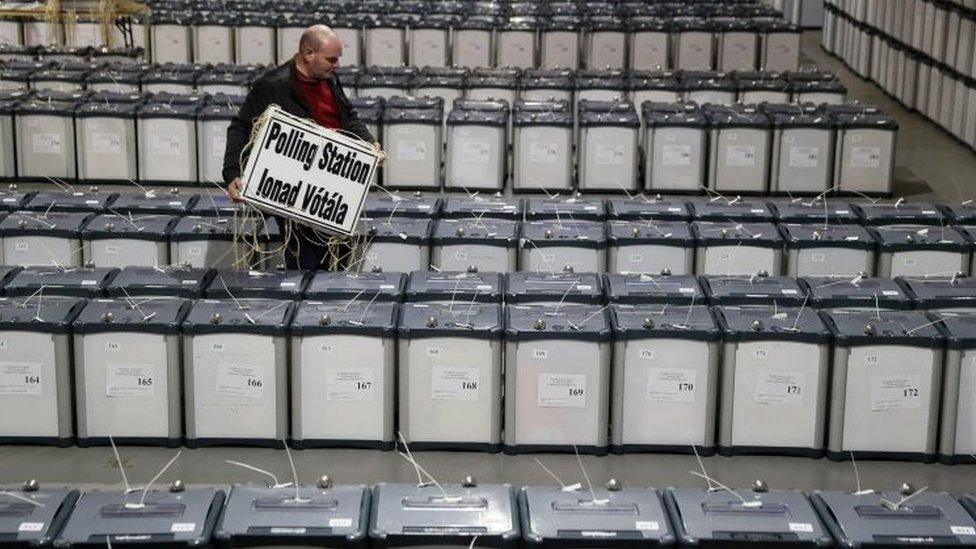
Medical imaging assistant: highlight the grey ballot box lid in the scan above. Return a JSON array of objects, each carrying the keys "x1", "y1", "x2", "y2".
[
  {"x1": 768, "y1": 199, "x2": 860, "y2": 224},
  {"x1": 82, "y1": 214, "x2": 178, "y2": 242},
  {"x1": 519, "y1": 486, "x2": 674, "y2": 545},
  {"x1": 432, "y1": 218, "x2": 519, "y2": 247},
  {"x1": 936, "y1": 311, "x2": 976, "y2": 349},
  {"x1": 72, "y1": 297, "x2": 188, "y2": 335},
  {"x1": 0, "y1": 210, "x2": 94, "y2": 238},
  {"x1": 24, "y1": 192, "x2": 116, "y2": 214},
  {"x1": 524, "y1": 197, "x2": 606, "y2": 221},
  {"x1": 521, "y1": 220, "x2": 608, "y2": 249},
  {"x1": 398, "y1": 301, "x2": 502, "y2": 339},
  {"x1": 606, "y1": 198, "x2": 691, "y2": 221},
  {"x1": 305, "y1": 271, "x2": 406, "y2": 302},
  {"x1": 0, "y1": 487, "x2": 79, "y2": 546},
  {"x1": 106, "y1": 266, "x2": 214, "y2": 299},
  {"x1": 870, "y1": 224, "x2": 970, "y2": 253},
  {"x1": 612, "y1": 303, "x2": 720, "y2": 341},
  {"x1": 290, "y1": 300, "x2": 397, "y2": 337},
  {"x1": 204, "y1": 269, "x2": 310, "y2": 300},
  {"x1": 604, "y1": 273, "x2": 703, "y2": 304},
  {"x1": 362, "y1": 193, "x2": 442, "y2": 219},
  {"x1": 505, "y1": 303, "x2": 610, "y2": 342},
  {"x1": 406, "y1": 271, "x2": 504, "y2": 303},
  {"x1": 666, "y1": 487, "x2": 831, "y2": 547},
  {"x1": 214, "y1": 483, "x2": 369, "y2": 545},
  {"x1": 823, "y1": 308, "x2": 944, "y2": 347},
  {"x1": 800, "y1": 276, "x2": 911, "y2": 309},
  {"x1": 54, "y1": 488, "x2": 225, "y2": 547},
  {"x1": 369, "y1": 483, "x2": 520, "y2": 547},
  {"x1": 441, "y1": 196, "x2": 522, "y2": 220},
  {"x1": 853, "y1": 202, "x2": 949, "y2": 227},
  {"x1": 182, "y1": 298, "x2": 294, "y2": 336},
  {"x1": 714, "y1": 304, "x2": 830, "y2": 344},
  {"x1": 505, "y1": 271, "x2": 603, "y2": 305},
  {"x1": 810, "y1": 491, "x2": 976, "y2": 547},
  {"x1": 358, "y1": 217, "x2": 433, "y2": 245},
  {"x1": 898, "y1": 275, "x2": 976, "y2": 310},
  {"x1": 607, "y1": 220, "x2": 696, "y2": 247},
  {"x1": 107, "y1": 192, "x2": 199, "y2": 215},
  {"x1": 693, "y1": 221, "x2": 783, "y2": 248},
  {"x1": 689, "y1": 200, "x2": 776, "y2": 223},
  {"x1": 0, "y1": 295, "x2": 85, "y2": 333},
  {"x1": 779, "y1": 223, "x2": 876, "y2": 250},
  {"x1": 701, "y1": 275, "x2": 805, "y2": 306},
  {"x1": 5, "y1": 267, "x2": 117, "y2": 298}
]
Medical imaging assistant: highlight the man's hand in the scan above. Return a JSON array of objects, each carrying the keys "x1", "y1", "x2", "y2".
[
  {"x1": 227, "y1": 177, "x2": 243, "y2": 203},
  {"x1": 371, "y1": 141, "x2": 387, "y2": 167}
]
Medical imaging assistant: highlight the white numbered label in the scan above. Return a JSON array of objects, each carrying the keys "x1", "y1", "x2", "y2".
[
  {"x1": 396, "y1": 140, "x2": 428, "y2": 161},
  {"x1": 725, "y1": 144, "x2": 756, "y2": 167},
  {"x1": 788, "y1": 146, "x2": 821, "y2": 168},
  {"x1": 151, "y1": 134, "x2": 182, "y2": 156},
  {"x1": 329, "y1": 518, "x2": 353, "y2": 528},
  {"x1": 459, "y1": 140, "x2": 490, "y2": 164},
  {"x1": 951, "y1": 526, "x2": 976, "y2": 536},
  {"x1": 870, "y1": 375, "x2": 922, "y2": 411},
  {"x1": 215, "y1": 363, "x2": 265, "y2": 398},
  {"x1": 106, "y1": 364, "x2": 156, "y2": 397},
  {"x1": 325, "y1": 367, "x2": 376, "y2": 402},
  {"x1": 538, "y1": 373, "x2": 586, "y2": 408},
  {"x1": 0, "y1": 362, "x2": 42, "y2": 396},
  {"x1": 755, "y1": 371, "x2": 806, "y2": 406},
  {"x1": 661, "y1": 144, "x2": 692, "y2": 166},
  {"x1": 850, "y1": 146, "x2": 882, "y2": 168},
  {"x1": 532, "y1": 349, "x2": 549, "y2": 360},
  {"x1": 32, "y1": 133, "x2": 62, "y2": 155},
  {"x1": 170, "y1": 523, "x2": 196, "y2": 533},
  {"x1": 430, "y1": 365, "x2": 480, "y2": 401},
  {"x1": 646, "y1": 368, "x2": 697, "y2": 403},
  {"x1": 90, "y1": 132, "x2": 122, "y2": 155},
  {"x1": 13, "y1": 241, "x2": 28, "y2": 252},
  {"x1": 635, "y1": 521, "x2": 660, "y2": 531},
  {"x1": 528, "y1": 142, "x2": 558, "y2": 163},
  {"x1": 789, "y1": 522, "x2": 814, "y2": 533},
  {"x1": 18, "y1": 522, "x2": 44, "y2": 532},
  {"x1": 595, "y1": 144, "x2": 626, "y2": 166}
]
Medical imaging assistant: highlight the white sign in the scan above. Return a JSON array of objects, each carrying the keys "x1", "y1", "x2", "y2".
[
  {"x1": 528, "y1": 142, "x2": 558, "y2": 163},
  {"x1": 240, "y1": 106, "x2": 380, "y2": 237},
  {"x1": 325, "y1": 367, "x2": 375, "y2": 401},
  {"x1": 850, "y1": 146, "x2": 882, "y2": 168},
  {"x1": 105, "y1": 364, "x2": 156, "y2": 397},
  {"x1": 870, "y1": 375, "x2": 922, "y2": 411},
  {"x1": 215, "y1": 363, "x2": 265, "y2": 398},
  {"x1": 788, "y1": 146, "x2": 821, "y2": 168},
  {"x1": 646, "y1": 368, "x2": 697, "y2": 403},
  {"x1": 755, "y1": 371, "x2": 806, "y2": 406},
  {"x1": 430, "y1": 365, "x2": 480, "y2": 401},
  {"x1": 538, "y1": 373, "x2": 586, "y2": 408},
  {"x1": 726, "y1": 145, "x2": 757, "y2": 167},
  {"x1": 595, "y1": 144, "x2": 626, "y2": 166},
  {"x1": 91, "y1": 132, "x2": 123, "y2": 155},
  {"x1": 32, "y1": 133, "x2": 62, "y2": 155},
  {"x1": 661, "y1": 144, "x2": 693, "y2": 166},
  {"x1": 151, "y1": 134, "x2": 182, "y2": 156},
  {"x1": 0, "y1": 362, "x2": 42, "y2": 396}
]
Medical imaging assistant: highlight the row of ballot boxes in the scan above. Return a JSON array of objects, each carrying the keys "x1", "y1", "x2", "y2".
[
  {"x1": 19, "y1": 3, "x2": 800, "y2": 71},
  {"x1": 2, "y1": 278, "x2": 976, "y2": 464},
  {"x1": 4, "y1": 477, "x2": 976, "y2": 548}
]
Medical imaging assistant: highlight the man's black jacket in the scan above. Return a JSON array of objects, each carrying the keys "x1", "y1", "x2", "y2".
[{"x1": 221, "y1": 60, "x2": 374, "y2": 185}]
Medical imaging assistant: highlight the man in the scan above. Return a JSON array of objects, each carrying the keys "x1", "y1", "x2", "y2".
[{"x1": 223, "y1": 24, "x2": 382, "y2": 270}]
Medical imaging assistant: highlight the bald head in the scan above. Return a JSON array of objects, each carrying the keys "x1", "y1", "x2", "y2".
[
  {"x1": 296, "y1": 24, "x2": 343, "y2": 80},
  {"x1": 299, "y1": 25, "x2": 339, "y2": 55}
]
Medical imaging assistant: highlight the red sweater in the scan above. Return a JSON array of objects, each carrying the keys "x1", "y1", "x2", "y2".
[{"x1": 296, "y1": 72, "x2": 342, "y2": 130}]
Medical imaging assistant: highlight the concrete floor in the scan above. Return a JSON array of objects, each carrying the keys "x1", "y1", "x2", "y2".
[{"x1": 3, "y1": 31, "x2": 976, "y2": 495}]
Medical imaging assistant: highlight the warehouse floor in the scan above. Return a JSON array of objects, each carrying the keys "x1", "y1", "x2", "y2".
[{"x1": 3, "y1": 31, "x2": 976, "y2": 495}]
